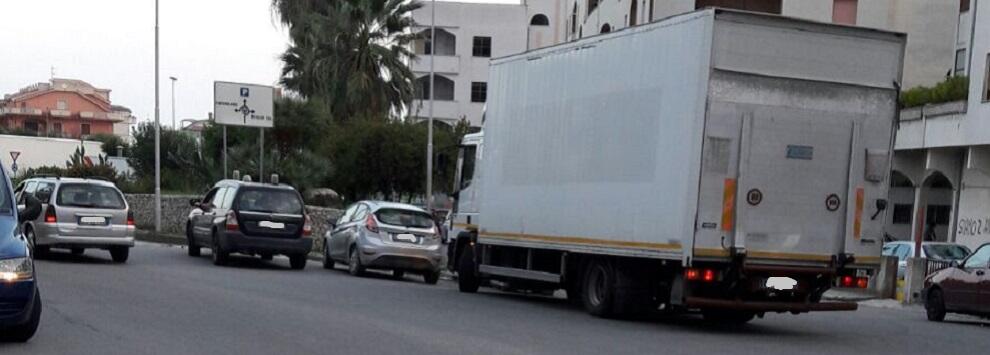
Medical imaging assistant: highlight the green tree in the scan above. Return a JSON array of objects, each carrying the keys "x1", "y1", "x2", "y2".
[{"x1": 273, "y1": 0, "x2": 422, "y2": 120}]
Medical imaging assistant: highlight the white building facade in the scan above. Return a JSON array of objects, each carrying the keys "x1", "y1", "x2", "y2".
[
  {"x1": 410, "y1": 1, "x2": 568, "y2": 126},
  {"x1": 892, "y1": 0, "x2": 990, "y2": 251}
]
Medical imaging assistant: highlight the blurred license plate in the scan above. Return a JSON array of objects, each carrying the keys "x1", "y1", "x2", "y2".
[
  {"x1": 395, "y1": 234, "x2": 417, "y2": 242},
  {"x1": 766, "y1": 277, "x2": 797, "y2": 291},
  {"x1": 259, "y1": 221, "x2": 285, "y2": 229},
  {"x1": 79, "y1": 216, "x2": 107, "y2": 225}
]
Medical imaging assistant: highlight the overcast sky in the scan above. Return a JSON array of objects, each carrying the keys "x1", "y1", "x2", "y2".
[{"x1": 0, "y1": 0, "x2": 516, "y2": 127}]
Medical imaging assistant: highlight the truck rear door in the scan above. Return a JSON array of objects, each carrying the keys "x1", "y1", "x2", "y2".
[{"x1": 734, "y1": 113, "x2": 856, "y2": 264}]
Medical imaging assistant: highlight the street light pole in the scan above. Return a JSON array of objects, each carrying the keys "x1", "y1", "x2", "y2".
[
  {"x1": 169, "y1": 76, "x2": 177, "y2": 130},
  {"x1": 426, "y1": 0, "x2": 436, "y2": 211},
  {"x1": 154, "y1": 0, "x2": 162, "y2": 232}
]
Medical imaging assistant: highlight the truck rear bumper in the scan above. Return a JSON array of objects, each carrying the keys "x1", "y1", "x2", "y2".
[{"x1": 685, "y1": 296, "x2": 858, "y2": 313}]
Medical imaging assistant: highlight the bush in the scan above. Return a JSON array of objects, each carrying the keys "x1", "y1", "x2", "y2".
[{"x1": 901, "y1": 76, "x2": 969, "y2": 108}]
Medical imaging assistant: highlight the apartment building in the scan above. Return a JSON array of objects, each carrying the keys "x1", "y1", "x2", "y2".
[
  {"x1": 410, "y1": 0, "x2": 567, "y2": 126},
  {"x1": 0, "y1": 78, "x2": 134, "y2": 139}
]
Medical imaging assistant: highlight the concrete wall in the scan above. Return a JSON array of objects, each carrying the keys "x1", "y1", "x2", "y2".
[
  {"x1": 0, "y1": 134, "x2": 104, "y2": 176},
  {"x1": 125, "y1": 194, "x2": 344, "y2": 251}
]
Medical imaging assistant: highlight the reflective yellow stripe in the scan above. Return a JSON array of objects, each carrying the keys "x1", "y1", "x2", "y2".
[
  {"x1": 748, "y1": 251, "x2": 833, "y2": 262},
  {"x1": 453, "y1": 223, "x2": 478, "y2": 230},
  {"x1": 854, "y1": 187, "x2": 864, "y2": 240},
  {"x1": 479, "y1": 232, "x2": 681, "y2": 251},
  {"x1": 694, "y1": 248, "x2": 731, "y2": 258},
  {"x1": 721, "y1": 178, "x2": 736, "y2": 232}
]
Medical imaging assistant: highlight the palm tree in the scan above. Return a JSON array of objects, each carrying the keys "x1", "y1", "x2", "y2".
[{"x1": 273, "y1": 0, "x2": 422, "y2": 121}]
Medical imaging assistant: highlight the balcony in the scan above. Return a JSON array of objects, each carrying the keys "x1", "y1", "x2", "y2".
[
  {"x1": 0, "y1": 107, "x2": 42, "y2": 116},
  {"x1": 411, "y1": 55, "x2": 460, "y2": 75},
  {"x1": 895, "y1": 101, "x2": 968, "y2": 150},
  {"x1": 50, "y1": 109, "x2": 70, "y2": 117}
]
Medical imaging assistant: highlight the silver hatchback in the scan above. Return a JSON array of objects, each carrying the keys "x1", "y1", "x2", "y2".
[
  {"x1": 15, "y1": 177, "x2": 135, "y2": 263},
  {"x1": 323, "y1": 201, "x2": 443, "y2": 284}
]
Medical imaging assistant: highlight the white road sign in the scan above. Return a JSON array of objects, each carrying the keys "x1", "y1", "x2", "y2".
[{"x1": 214, "y1": 81, "x2": 274, "y2": 128}]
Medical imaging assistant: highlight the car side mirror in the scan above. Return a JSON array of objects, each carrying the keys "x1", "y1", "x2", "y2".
[
  {"x1": 18, "y1": 194, "x2": 42, "y2": 222},
  {"x1": 189, "y1": 198, "x2": 201, "y2": 207},
  {"x1": 328, "y1": 218, "x2": 337, "y2": 230}
]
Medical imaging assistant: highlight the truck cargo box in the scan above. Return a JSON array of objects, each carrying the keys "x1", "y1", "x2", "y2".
[{"x1": 476, "y1": 8, "x2": 905, "y2": 268}]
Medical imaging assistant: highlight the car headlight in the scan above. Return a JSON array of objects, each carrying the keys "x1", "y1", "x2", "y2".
[{"x1": 0, "y1": 257, "x2": 34, "y2": 282}]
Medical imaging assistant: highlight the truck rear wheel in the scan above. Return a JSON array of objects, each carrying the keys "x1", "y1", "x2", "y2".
[
  {"x1": 458, "y1": 245, "x2": 480, "y2": 293},
  {"x1": 582, "y1": 259, "x2": 617, "y2": 318}
]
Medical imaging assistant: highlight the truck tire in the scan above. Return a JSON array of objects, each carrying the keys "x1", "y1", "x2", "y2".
[
  {"x1": 582, "y1": 259, "x2": 618, "y2": 318},
  {"x1": 701, "y1": 310, "x2": 755, "y2": 325},
  {"x1": 457, "y1": 245, "x2": 480, "y2": 293}
]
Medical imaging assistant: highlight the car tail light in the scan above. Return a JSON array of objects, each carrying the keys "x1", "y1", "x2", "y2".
[
  {"x1": 856, "y1": 277, "x2": 869, "y2": 289},
  {"x1": 225, "y1": 211, "x2": 239, "y2": 231},
  {"x1": 127, "y1": 210, "x2": 135, "y2": 226},
  {"x1": 685, "y1": 268, "x2": 700, "y2": 281},
  {"x1": 841, "y1": 275, "x2": 855, "y2": 288},
  {"x1": 302, "y1": 215, "x2": 312, "y2": 237},
  {"x1": 365, "y1": 214, "x2": 379, "y2": 233},
  {"x1": 44, "y1": 205, "x2": 57, "y2": 224}
]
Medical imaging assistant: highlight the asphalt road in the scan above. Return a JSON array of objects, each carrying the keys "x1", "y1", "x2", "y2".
[{"x1": 2, "y1": 242, "x2": 988, "y2": 355}]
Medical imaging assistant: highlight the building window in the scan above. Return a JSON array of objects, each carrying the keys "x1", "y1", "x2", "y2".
[
  {"x1": 926, "y1": 205, "x2": 952, "y2": 225},
  {"x1": 832, "y1": 0, "x2": 857, "y2": 25},
  {"x1": 417, "y1": 29, "x2": 456, "y2": 56},
  {"x1": 471, "y1": 82, "x2": 487, "y2": 103},
  {"x1": 531, "y1": 14, "x2": 550, "y2": 26},
  {"x1": 472, "y1": 36, "x2": 491, "y2": 57},
  {"x1": 892, "y1": 204, "x2": 913, "y2": 225},
  {"x1": 587, "y1": 0, "x2": 600, "y2": 15},
  {"x1": 57, "y1": 100, "x2": 68, "y2": 110},
  {"x1": 24, "y1": 121, "x2": 40, "y2": 134},
  {"x1": 600, "y1": 23, "x2": 611, "y2": 34},
  {"x1": 571, "y1": 4, "x2": 578, "y2": 36},
  {"x1": 985, "y1": 53, "x2": 990, "y2": 102},
  {"x1": 414, "y1": 75, "x2": 455, "y2": 101},
  {"x1": 81, "y1": 123, "x2": 91, "y2": 136},
  {"x1": 955, "y1": 49, "x2": 967, "y2": 75},
  {"x1": 961, "y1": 0, "x2": 970, "y2": 12},
  {"x1": 53, "y1": 123, "x2": 62, "y2": 134}
]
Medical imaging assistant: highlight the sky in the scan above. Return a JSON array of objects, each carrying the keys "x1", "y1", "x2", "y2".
[{"x1": 0, "y1": 0, "x2": 516, "y2": 127}]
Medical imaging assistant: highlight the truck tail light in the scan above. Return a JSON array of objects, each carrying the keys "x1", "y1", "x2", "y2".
[
  {"x1": 841, "y1": 275, "x2": 854, "y2": 288},
  {"x1": 302, "y1": 215, "x2": 312, "y2": 237},
  {"x1": 856, "y1": 277, "x2": 869, "y2": 289},
  {"x1": 685, "y1": 268, "x2": 717, "y2": 283},
  {"x1": 703, "y1": 269, "x2": 716, "y2": 282},
  {"x1": 127, "y1": 210, "x2": 135, "y2": 226},
  {"x1": 366, "y1": 214, "x2": 379, "y2": 233},
  {"x1": 225, "y1": 211, "x2": 239, "y2": 231},
  {"x1": 44, "y1": 205, "x2": 57, "y2": 224}
]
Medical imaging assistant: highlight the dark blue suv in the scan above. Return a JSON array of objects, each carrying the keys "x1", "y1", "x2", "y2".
[{"x1": 0, "y1": 163, "x2": 42, "y2": 342}]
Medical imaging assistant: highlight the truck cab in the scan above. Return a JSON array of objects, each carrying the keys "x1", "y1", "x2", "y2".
[{"x1": 447, "y1": 132, "x2": 482, "y2": 270}]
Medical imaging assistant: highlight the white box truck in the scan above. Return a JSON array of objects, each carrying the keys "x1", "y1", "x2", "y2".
[{"x1": 446, "y1": 8, "x2": 905, "y2": 322}]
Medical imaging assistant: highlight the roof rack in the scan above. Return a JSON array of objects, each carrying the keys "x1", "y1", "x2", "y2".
[{"x1": 30, "y1": 174, "x2": 60, "y2": 179}]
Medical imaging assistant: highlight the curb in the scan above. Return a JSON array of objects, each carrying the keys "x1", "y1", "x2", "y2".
[{"x1": 135, "y1": 229, "x2": 325, "y2": 261}]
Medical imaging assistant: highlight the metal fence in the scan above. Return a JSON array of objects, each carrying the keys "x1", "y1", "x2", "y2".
[{"x1": 925, "y1": 259, "x2": 955, "y2": 277}]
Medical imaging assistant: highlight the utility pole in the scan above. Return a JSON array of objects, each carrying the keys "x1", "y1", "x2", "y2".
[
  {"x1": 154, "y1": 0, "x2": 162, "y2": 232},
  {"x1": 170, "y1": 76, "x2": 177, "y2": 129},
  {"x1": 426, "y1": 0, "x2": 436, "y2": 211}
]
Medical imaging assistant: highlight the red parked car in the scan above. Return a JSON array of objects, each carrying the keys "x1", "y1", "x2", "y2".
[{"x1": 923, "y1": 243, "x2": 990, "y2": 321}]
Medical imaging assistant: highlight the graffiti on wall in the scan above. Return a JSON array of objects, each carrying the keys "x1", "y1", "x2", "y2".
[{"x1": 958, "y1": 217, "x2": 990, "y2": 236}]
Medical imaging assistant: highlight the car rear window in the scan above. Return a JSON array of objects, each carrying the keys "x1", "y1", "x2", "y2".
[
  {"x1": 375, "y1": 209, "x2": 434, "y2": 229},
  {"x1": 236, "y1": 188, "x2": 303, "y2": 215},
  {"x1": 56, "y1": 183, "x2": 126, "y2": 210},
  {"x1": 924, "y1": 244, "x2": 971, "y2": 261}
]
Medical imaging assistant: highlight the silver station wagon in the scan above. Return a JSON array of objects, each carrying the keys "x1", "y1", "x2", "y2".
[{"x1": 15, "y1": 177, "x2": 135, "y2": 263}]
